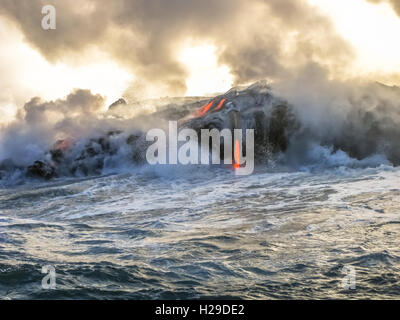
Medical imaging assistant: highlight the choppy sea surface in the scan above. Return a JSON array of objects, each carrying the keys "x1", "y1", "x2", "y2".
[{"x1": 1, "y1": 164, "x2": 400, "y2": 299}]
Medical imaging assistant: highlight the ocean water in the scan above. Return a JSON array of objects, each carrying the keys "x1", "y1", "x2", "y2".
[{"x1": 1, "y1": 163, "x2": 400, "y2": 299}]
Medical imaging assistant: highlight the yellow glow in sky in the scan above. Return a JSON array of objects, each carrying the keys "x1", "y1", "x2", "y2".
[
  {"x1": 0, "y1": 18, "x2": 132, "y2": 122},
  {"x1": 308, "y1": 0, "x2": 400, "y2": 74},
  {"x1": 179, "y1": 44, "x2": 234, "y2": 96}
]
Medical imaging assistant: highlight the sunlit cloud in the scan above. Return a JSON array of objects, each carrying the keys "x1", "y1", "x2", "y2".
[
  {"x1": 179, "y1": 44, "x2": 234, "y2": 96},
  {"x1": 308, "y1": 0, "x2": 400, "y2": 76}
]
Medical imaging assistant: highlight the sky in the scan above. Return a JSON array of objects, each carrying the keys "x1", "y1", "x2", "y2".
[{"x1": 1, "y1": 0, "x2": 400, "y2": 122}]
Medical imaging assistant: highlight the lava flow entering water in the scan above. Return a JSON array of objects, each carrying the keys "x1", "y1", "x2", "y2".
[{"x1": 234, "y1": 139, "x2": 240, "y2": 169}]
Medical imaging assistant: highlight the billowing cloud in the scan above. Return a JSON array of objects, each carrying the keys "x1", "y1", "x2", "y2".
[
  {"x1": 369, "y1": 0, "x2": 400, "y2": 15},
  {"x1": 0, "y1": 89, "x2": 108, "y2": 166},
  {"x1": 0, "y1": 0, "x2": 354, "y2": 97}
]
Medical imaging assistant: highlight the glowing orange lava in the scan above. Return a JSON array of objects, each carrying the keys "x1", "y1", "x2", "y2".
[
  {"x1": 215, "y1": 98, "x2": 226, "y2": 111},
  {"x1": 234, "y1": 139, "x2": 240, "y2": 169},
  {"x1": 198, "y1": 100, "x2": 214, "y2": 116}
]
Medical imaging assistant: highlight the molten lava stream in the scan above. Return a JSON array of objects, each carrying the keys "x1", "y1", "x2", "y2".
[
  {"x1": 234, "y1": 139, "x2": 240, "y2": 169},
  {"x1": 215, "y1": 98, "x2": 226, "y2": 111},
  {"x1": 197, "y1": 100, "x2": 214, "y2": 116}
]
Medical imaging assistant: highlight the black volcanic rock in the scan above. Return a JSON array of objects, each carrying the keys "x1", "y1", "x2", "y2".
[
  {"x1": 27, "y1": 160, "x2": 55, "y2": 180},
  {"x1": 267, "y1": 104, "x2": 298, "y2": 153},
  {"x1": 181, "y1": 81, "x2": 300, "y2": 162},
  {"x1": 108, "y1": 98, "x2": 127, "y2": 110}
]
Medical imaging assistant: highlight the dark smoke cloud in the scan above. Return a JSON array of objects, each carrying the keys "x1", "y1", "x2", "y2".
[{"x1": 0, "y1": 0, "x2": 354, "y2": 96}]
